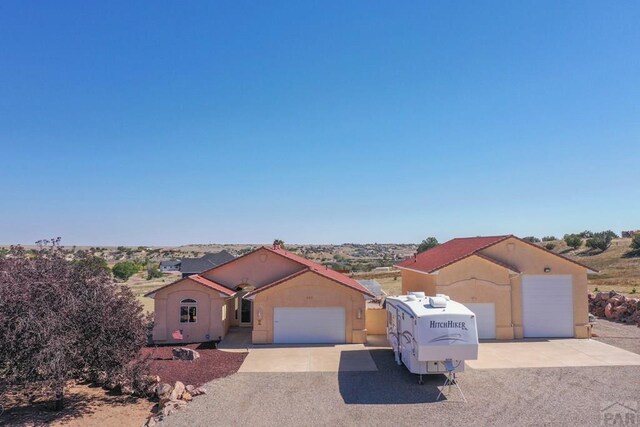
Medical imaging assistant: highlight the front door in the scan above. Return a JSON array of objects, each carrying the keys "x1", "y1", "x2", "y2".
[{"x1": 240, "y1": 297, "x2": 252, "y2": 326}]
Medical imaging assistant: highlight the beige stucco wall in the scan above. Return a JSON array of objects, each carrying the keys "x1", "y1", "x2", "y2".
[
  {"x1": 479, "y1": 237, "x2": 590, "y2": 338},
  {"x1": 436, "y1": 256, "x2": 515, "y2": 339},
  {"x1": 152, "y1": 279, "x2": 231, "y2": 344},
  {"x1": 365, "y1": 308, "x2": 387, "y2": 335},
  {"x1": 202, "y1": 248, "x2": 304, "y2": 289},
  {"x1": 401, "y1": 268, "x2": 437, "y2": 295},
  {"x1": 398, "y1": 237, "x2": 591, "y2": 339},
  {"x1": 250, "y1": 271, "x2": 368, "y2": 344}
]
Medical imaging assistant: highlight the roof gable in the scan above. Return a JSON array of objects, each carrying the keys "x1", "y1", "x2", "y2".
[
  {"x1": 144, "y1": 274, "x2": 235, "y2": 298},
  {"x1": 396, "y1": 235, "x2": 511, "y2": 273},
  {"x1": 396, "y1": 234, "x2": 597, "y2": 274}
]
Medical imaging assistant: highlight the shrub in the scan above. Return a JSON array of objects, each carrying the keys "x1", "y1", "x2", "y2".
[
  {"x1": 544, "y1": 242, "x2": 556, "y2": 251},
  {"x1": 146, "y1": 264, "x2": 163, "y2": 280},
  {"x1": 541, "y1": 236, "x2": 557, "y2": 242},
  {"x1": 586, "y1": 232, "x2": 613, "y2": 252},
  {"x1": 578, "y1": 230, "x2": 593, "y2": 238},
  {"x1": 0, "y1": 241, "x2": 150, "y2": 409},
  {"x1": 417, "y1": 237, "x2": 439, "y2": 253},
  {"x1": 112, "y1": 261, "x2": 139, "y2": 281},
  {"x1": 564, "y1": 234, "x2": 583, "y2": 250},
  {"x1": 631, "y1": 287, "x2": 637, "y2": 294},
  {"x1": 522, "y1": 236, "x2": 541, "y2": 243},
  {"x1": 630, "y1": 234, "x2": 640, "y2": 252}
]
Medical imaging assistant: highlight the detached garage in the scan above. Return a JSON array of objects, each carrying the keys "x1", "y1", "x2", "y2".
[{"x1": 396, "y1": 235, "x2": 597, "y2": 340}]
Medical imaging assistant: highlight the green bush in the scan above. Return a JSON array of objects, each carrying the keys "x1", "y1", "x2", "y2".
[
  {"x1": 146, "y1": 265, "x2": 163, "y2": 280},
  {"x1": 586, "y1": 232, "x2": 613, "y2": 252},
  {"x1": 630, "y1": 234, "x2": 640, "y2": 252},
  {"x1": 564, "y1": 234, "x2": 583, "y2": 250},
  {"x1": 112, "y1": 261, "x2": 139, "y2": 281},
  {"x1": 544, "y1": 242, "x2": 556, "y2": 251},
  {"x1": 417, "y1": 237, "x2": 439, "y2": 253},
  {"x1": 541, "y1": 236, "x2": 557, "y2": 242},
  {"x1": 578, "y1": 230, "x2": 593, "y2": 238}
]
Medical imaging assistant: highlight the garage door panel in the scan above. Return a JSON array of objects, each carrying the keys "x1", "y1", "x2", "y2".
[
  {"x1": 522, "y1": 275, "x2": 573, "y2": 338},
  {"x1": 274, "y1": 307, "x2": 346, "y2": 344},
  {"x1": 463, "y1": 303, "x2": 496, "y2": 339}
]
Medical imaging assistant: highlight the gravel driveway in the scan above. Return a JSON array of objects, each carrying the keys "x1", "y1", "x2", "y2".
[{"x1": 162, "y1": 321, "x2": 640, "y2": 427}]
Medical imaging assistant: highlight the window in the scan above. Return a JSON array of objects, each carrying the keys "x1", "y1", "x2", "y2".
[{"x1": 180, "y1": 298, "x2": 197, "y2": 323}]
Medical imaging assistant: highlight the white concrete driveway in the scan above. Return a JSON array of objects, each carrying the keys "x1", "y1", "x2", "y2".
[{"x1": 466, "y1": 339, "x2": 640, "y2": 369}]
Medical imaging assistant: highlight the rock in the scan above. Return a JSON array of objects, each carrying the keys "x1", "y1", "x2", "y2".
[
  {"x1": 186, "y1": 384, "x2": 195, "y2": 394},
  {"x1": 156, "y1": 383, "x2": 172, "y2": 400},
  {"x1": 161, "y1": 399, "x2": 187, "y2": 418},
  {"x1": 142, "y1": 416, "x2": 158, "y2": 427},
  {"x1": 193, "y1": 386, "x2": 207, "y2": 396},
  {"x1": 604, "y1": 303, "x2": 614, "y2": 319},
  {"x1": 182, "y1": 391, "x2": 192, "y2": 401},
  {"x1": 120, "y1": 384, "x2": 133, "y2": 395},
  {"x1": 170, "y1": 381, "x2": 186, "y2": 401},
  {"x1": 172, "y1": 347, "x2": 200, "y2": 361}
]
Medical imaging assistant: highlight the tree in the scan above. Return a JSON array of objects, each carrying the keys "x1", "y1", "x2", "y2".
[
  {"x1": 74, "y1": 255, "x2": 110, "y2": 276},
  {"x1": 417, "y1": 237, "x2": 439, "y2": 253},
  {"x1": 564, "y1": 234, "x2": 583, "y2": 250},
  {"x1": 544, "y1": 242, "x2": 556, "y2": 251},
  {"x1": 146, "y1": 264, "x2": 163, "y2": 280},
  {"x1": 0, "y1": 241, "x2": 150, "y2": 410},
  {"x1": 586, "y1": 231, "x2": 613, "y2": 252},
  {"x1": 273, "y1": 239, "x2": 285, "y2": 249},
  {"x1": 522, "y1": 236, "x2": 541, "y2": 243},
  {"x1": 112, "y1": 261, "x2": 139, "y2": 281},
  {"x1": 577, "y1": 230, "x2": 593, "y2": 238},
  {"x1": 631, "y1": 234, "x2": 640, "y2": 253},
  {"x1": 541, "y1": 236, "x2": 557, "y2": 242}
]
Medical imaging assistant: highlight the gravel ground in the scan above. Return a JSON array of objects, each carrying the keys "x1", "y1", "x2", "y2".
[
  {"x1": 162, "y1": 322, "x2": 640, "y2": 427},
  {"x1": 593, "y1": 318, "x2": 640, "y2": 355}
]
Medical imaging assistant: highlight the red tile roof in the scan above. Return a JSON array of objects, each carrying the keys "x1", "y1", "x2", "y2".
[
  {"x1": 396, "y1": 235, "x2": 511, "y2": 273},
  {"x1": 144, "y1": 274, "x2": 235, "y2": 298},
  {"x1": 256, "y1": 246, "x2": 375, "y2": 297},
  {"x1": 395, "y1": 234, "x2": 598, "y2": 274}
]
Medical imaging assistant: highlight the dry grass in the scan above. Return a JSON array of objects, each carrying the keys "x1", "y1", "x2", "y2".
[
  {"x1": 121, "y1": 271, "x2": 182, "y2": 314},
  {"x1": 554, "y1": 238, "x2": 640, "y2": 296}
]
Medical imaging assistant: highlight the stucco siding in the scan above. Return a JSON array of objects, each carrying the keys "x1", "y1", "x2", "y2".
[
  {"x1": 400, "y1": 268, "x2": 437, "y2": 295},
  {"x1": 202, "y1": 248, "x2": 304, "y2": 289},
  {"x1": 250, "y1": 271, "x2": 367, "y2": 344},
  {"x1": 152, "y1": 280, "x2": 229, "y2": 344},
  {"x1": 436, "y1": 256, "x2": 515, "y2": 339}
]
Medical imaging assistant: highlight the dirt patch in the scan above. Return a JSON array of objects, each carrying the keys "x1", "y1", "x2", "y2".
[
  {"x1": 1, "y1": 383, "x2": 152, "y2": 427},
  {"x1": 1, "y1": 343, "x2": 247, "y2": 426},
  {"x1": 144, "y1": 342, "x2": 247, "y2": 387}
]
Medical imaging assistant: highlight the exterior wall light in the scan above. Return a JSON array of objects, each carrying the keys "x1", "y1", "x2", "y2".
[
  {"x1": 257, "y1": 308, "x2": 263, "y2": 321},
  {"x1": 356, "y1": 308, "x2": 363, "y2": 319},
  {"x1": 544, "y1": 267, "x2": 551, "y2": 273}
]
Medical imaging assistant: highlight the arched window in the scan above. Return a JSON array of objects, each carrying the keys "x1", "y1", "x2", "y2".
[{"x1": 180, "y1": 299, "x2": 197, "y2": 323}]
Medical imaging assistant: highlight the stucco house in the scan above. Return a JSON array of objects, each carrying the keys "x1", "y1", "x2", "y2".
[
  {"x1": 146, "y1": 245, "x2": 374, "y2": 345},
  {"x1": 395, "y1": 235, "x2": 597, "y2": 340}
]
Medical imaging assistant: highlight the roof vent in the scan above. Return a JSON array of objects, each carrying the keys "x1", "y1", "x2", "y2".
[
  {"x1": 435, "y1": 293, "x2": 450, "y2": 300},
  {"x1": 409, "y1": 292, "x2": 425, "y2": 299},
  {"x1": 406, "y1": 294, "x2": 417, "y2": 301},
  {"x1": 429, "y1": 296, "x2": 448, "y2": 308}
]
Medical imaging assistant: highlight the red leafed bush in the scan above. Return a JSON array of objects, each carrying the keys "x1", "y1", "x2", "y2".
[{"x1": 0, "y1": 239, "x2": 151, "y2": 409}]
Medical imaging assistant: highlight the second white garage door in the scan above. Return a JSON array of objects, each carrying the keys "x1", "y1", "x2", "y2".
[
  {"x1": 521, "y1": 275, "x2": 574, "y2": 338},
  {"x1": 273, "y1": 307, "x2": 346, "y2": 344},
  {"x1": 463, "y1": 303, "x2": 496, "y2": 339}
]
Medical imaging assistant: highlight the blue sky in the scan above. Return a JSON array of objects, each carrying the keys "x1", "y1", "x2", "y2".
[{"x1": 1, "y1": 1, "x2": 639, "y2": 246}]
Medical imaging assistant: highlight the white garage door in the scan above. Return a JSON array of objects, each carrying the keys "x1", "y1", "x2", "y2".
[
  {"x1": 522, "y1": 275, "x2": 573, "y2": 338},
  {"x1": 273, "y1": 307, "x2": 346, "y2": 344},
  {"x1": 463, "y1": 303, "x2": 496, "y2": 339}
]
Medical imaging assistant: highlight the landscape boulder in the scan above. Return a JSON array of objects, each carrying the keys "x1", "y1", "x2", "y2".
[
  {"x1": 589, "y1": 290, "x2": 640, "y2": 327},
  {"x1": 172, "y1": 347, "x2": 200, "y2": 361},
  {"x1": 156, "y1": 383, "x2": 172, "y2": 400},
  {"x1": 169, "y1": 381, "x2": 186, "y2": 401}
]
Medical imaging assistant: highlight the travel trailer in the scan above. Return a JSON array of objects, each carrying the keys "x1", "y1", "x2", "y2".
[{"x1": 386, "y1": 292, "x2": 479, "y2": 383}]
